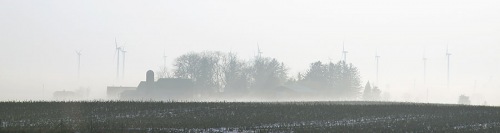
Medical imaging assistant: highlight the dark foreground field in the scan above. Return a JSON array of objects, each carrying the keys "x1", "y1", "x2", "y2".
[{"x1": 1, "y1": 101, "x2": 499, "y2": 132}]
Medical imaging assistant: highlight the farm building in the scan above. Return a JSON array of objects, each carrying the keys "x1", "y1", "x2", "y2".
[
  {"x1": 121, "y1": 70, "x2": 195, "y2": 100},
  {"x1": 53, "y1": 90, "x2": 79, "y2": 100},
  {"x1": 106, "y1": 86, "x2": 136, "y2": 99}
]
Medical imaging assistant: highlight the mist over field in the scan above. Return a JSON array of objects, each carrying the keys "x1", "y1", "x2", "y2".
[{"x1": 1, "y1": 0, "x2": 500, "y2": 105}]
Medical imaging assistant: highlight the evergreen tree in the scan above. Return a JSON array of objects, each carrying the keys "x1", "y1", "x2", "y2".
[
  {"x1": 302, "y1": 61, "x2": 362, "y2": 100},
  {"x1": 249, "y1": 57, "x2": 288, "y2": 95},
  {"x1": 363, "y1": 81, "x2": 372, "y2": 101}
]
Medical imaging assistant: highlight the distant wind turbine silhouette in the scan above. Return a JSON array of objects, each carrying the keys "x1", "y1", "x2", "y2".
[
  {"x1": 375, "y1": 51, "x2": 380, "y2": 86},
  {"x1": 76, "y1": 50, "x2": 82, "y2": 79},
  {"x1": 327, "y1": 57, "x2": 333, "y2": 63},
  {"x1": 163, "y1": 49, "x2": 167, "y2": 68},
  {"x1": 423, "y1": 48, "x2": 428, "y2": 102},
  {"x1": 342, "y1": 41, "x2": 348, "y2": 62},
  {"x1": 114, "y1": 38, "x2": 122, "y2": 80},
  {"x1": 257, "y1": 42, "x2": 263, "y2": 58},
  {"x1": 121, "y1": 46, "x2": 126, "y2": 80},
  {"x1": 446, "y1": 45, "x2": 451, "y2": 89}
]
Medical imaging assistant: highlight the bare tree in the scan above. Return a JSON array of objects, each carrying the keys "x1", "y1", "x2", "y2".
[
  {"x1": 173, "y1": 51, "x2": 227, "y2": 94},
  {"x1": 155, "y1": 66, "x2": 172, "y2": 80}
]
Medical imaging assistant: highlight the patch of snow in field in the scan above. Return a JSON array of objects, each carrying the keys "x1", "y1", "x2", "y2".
[
  {"x1": 253, "y1": 114, "x2": 428, "y2": 129},
  {"x1": 453, "y1": 122, "x2": 500, "y2": 130}
]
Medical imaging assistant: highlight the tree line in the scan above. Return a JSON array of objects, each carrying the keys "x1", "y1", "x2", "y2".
[{"x1": 157, "y1": 51, "x2": 381, "y2": 100}]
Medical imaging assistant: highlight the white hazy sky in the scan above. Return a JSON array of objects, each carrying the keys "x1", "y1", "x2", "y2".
[{"x1": 1, "y1": 0, "x2": 499, "y2": 104}]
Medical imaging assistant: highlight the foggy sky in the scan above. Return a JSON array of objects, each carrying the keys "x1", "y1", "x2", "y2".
[{"x1": 1, "y1": 0, "x2": 499, "y2": 104}]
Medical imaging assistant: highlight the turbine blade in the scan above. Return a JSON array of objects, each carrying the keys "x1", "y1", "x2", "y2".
[
  {"x1": 446, "y1": 44, "x2": 449, "y2": 54},
  {"x1": 257, "y1": 43, "x2": 260, "y2": 53},
  {"x1": 113, "y1": 51, "x2": 117, "y2": 63},
  {"x1": 342, "y1": 42, "x2": 345, "y2": 51},
  {"x1": 115, "y1": 38, "x2": 118, "y2": 49}
]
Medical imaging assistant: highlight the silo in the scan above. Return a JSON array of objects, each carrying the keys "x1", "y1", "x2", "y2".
[
  {"x1": 146, "y1": 70, "x2": 154, "y2": 83},
  {"x1": 146, "y1": 70, "x2": 155, "y2": 89}
]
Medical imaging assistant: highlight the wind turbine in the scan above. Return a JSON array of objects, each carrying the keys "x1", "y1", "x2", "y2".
[
  {"x1": 342, "y1": 41, "x2": 348, "y2": 62},
  {"x1": 257, "y1": 42, "x2": 263, "y2": 58},
  {"x1": 446, "y1": 45, "x2": 451, "y2": 89},
  {"x1": 375, "y1": 51, "x2": 380, "y2": 86},
  {"x1": 121, "y1": 47, "x2": 126, "y2": 80},
  {"x1": 423, "y1": 48, "x2": 428, "y2": 102},
  {"x1": 115, "y1": 38, "x2": 122, "y2": 80},
  {"x1": 76, "y1": 50, "x2": 82, "y2": 79},
  {"x1": 163, "y1": 49, "x2": 167, "y2": 68},
  {"x1": 327, "y1": 57, "x2": 333, "y2": 63}
]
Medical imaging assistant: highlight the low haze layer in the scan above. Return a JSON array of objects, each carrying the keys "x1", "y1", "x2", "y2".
[{"x1": 0, "y1": 0, "x2": 499, "y2": 104}]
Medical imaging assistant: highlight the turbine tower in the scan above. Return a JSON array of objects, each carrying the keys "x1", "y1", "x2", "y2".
[
  {"x1": 76, "y1": 50, "x2": 82, "y2": 79},
  {"x1": 446, "y1": 45, "x2": 451, "y2": 89},
  {"x1": 163, "y1": 49, "x2": 167, "y2": 68},
  {"x1": 115, "y1": 38, "x2": 122, "y2": 80},
  {"x1": 375, "y1": 51, "x2": 380, "y2": 86},
  {"x1": 121, "y1": 47, "x2": 126, "y2": 80},
  {"x1": 342, "y1": 41, "x2": 348, "y2": 62},
  {"x1": 257, "y1": 42, "x2": 263, "y2": 58},
  {"x1": 423, "y1": 48, "x2": 428, "y2": 102}
]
